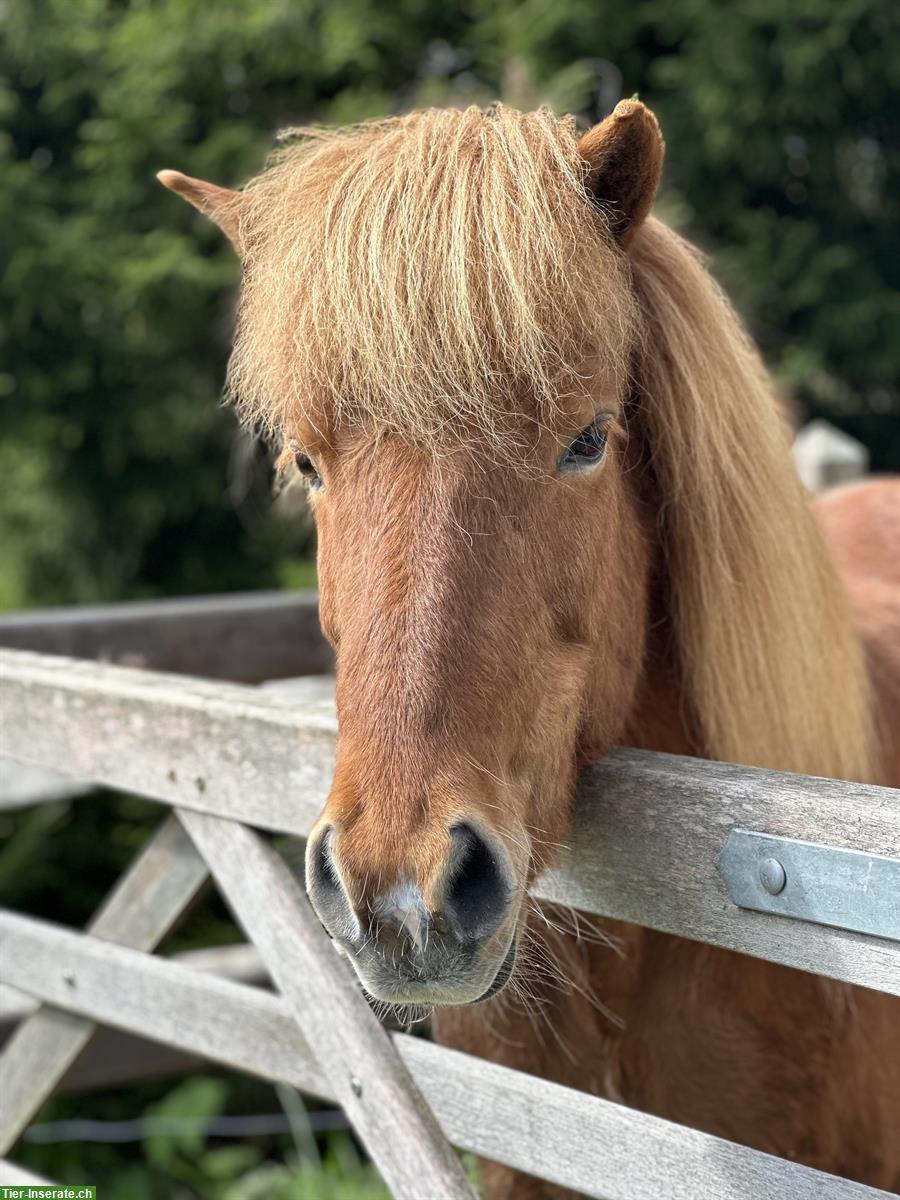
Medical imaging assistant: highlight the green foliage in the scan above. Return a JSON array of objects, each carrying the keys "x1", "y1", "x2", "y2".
[
  {"x1": 142, "y1": 1078, "x2": 234, "y2": 1179},
  {"x1": 0, "y1": 792, "x2": 162, "y2": 924},
  {"x1": 220, "y1": 1145, "x2": 392, "y2": 1200},
  {"x1": 1, "y1": 0, "x2": 897, "y2": 610},
  {"x1": 18, "y1": 1068, "x2": 395, "y2": 1199}
]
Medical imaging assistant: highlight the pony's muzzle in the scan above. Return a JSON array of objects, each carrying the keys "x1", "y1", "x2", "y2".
[{"x1": 304, "y1": 821, "x2": 518, "y2": 1005}]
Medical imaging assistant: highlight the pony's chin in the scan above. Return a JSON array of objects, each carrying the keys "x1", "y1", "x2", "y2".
[{"x1": 357, "y1": 935, "x2": 518, "y2": 1010}]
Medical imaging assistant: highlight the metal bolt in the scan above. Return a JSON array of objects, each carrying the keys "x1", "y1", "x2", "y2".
[
  {"x1": 350, "y1": 1076, "x2": 363, "y2": 1098},
  {"x1": 759, "y1": 857, "x2": 787, "y2": 896}
]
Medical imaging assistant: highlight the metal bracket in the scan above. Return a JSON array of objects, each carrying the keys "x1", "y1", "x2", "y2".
[{"x1": 719, "y1": 830, "x2": 900, "y2": 943}]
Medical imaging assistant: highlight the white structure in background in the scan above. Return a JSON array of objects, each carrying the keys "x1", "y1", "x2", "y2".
[{"x1": 794, "y1": 419, "x2": 870, "y2": 493}]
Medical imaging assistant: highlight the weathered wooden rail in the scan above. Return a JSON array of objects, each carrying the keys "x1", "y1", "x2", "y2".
[
  {"x1": 0, "y1": 594, "x2": 898, "y2": 1199},
  {"x1": 0, "y1": 589, "x2": 332, "y2": 681}
]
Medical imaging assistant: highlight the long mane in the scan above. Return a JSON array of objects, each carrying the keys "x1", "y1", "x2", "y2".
[
  {"x1": 629, "y1": 219, "x2": 873, "y2": 781},
  {"x1": 230, "y1": 105, "x2": 873, "y2": 782}
]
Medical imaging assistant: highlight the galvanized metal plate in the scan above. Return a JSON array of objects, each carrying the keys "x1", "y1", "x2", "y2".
[{"x1": 719, "y1": 830, "x2": 900, "y2": 942}]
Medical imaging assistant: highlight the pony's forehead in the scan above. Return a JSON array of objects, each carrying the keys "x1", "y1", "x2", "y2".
[
  {"x1": 285, "y1": 378, "x2": 623, "y2": 461},
  {"x1": 226, "y1": 105, "x2": 639, "y2": 449}
]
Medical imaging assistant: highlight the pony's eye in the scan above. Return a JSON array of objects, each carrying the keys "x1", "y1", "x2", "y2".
[
  {"x1": 558, "y1": 419, "x2": 610, "y2": 473},
  {"x1": 290, "y1": 445, "x2": 323, "y2": 490}
]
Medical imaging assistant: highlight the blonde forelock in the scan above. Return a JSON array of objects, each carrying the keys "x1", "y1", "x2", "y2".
[{"x1": 227, "y1": 105, "x2": 636, "y2": 450}]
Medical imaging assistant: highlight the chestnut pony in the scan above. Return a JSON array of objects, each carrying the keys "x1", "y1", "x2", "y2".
[{"x1": 160, "y1": 102, "x2": 900, "y2": 1196}]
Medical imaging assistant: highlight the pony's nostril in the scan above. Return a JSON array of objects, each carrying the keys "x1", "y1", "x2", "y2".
[
  {"x1": 307, "y1": 826, "x2": 339, "y2": 896},
  {"x1": 444, "y1": 823, "x2": 512, "y2": 941},
  {"x1": 305, "y1": 827, "x2": 358, "y2": 944}
]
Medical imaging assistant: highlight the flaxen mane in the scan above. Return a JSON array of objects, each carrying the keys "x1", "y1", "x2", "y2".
[
  {"x1": 229, "y1": 103, "x2": 873, "y2": 783},
  {"x1": 628, "y1": 223, "x2": 872, "y2": 781}
]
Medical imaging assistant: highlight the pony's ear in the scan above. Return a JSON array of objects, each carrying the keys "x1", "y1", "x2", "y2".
[
  {"x1": 156, "y1": 170, "x2": 245, "y2": 253},
  {"x1": 577, "y1": 100, "x2": 664, "y2": 246}
]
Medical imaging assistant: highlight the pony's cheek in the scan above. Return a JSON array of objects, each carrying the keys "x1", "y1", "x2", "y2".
[{"x1": 314, "y1": 577, "x2": 340, "y2": 649}]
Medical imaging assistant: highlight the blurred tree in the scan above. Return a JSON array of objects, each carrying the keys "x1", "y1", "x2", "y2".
[
  {"x1": 0, "y1": 0, "x2": 465, "y2": 607},
  {"x1": 1, "y1": 0, "x2": 897, "y2": 609}
]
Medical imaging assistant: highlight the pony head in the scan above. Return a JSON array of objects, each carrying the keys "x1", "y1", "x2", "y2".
[{"x1": 160, "y1": 102, "x2": 870, "y2": 1007}]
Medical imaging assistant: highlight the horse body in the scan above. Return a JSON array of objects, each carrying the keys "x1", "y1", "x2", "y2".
[
  {"x1": 817, "y1": 479, "x2": 900, "y2": 784},
  {"x1": 160, "y1": 100, "x2": 900, "y2": 1197}
]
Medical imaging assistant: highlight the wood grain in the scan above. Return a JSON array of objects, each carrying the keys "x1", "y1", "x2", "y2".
[
  {"x1": 0, "y1": 911, "x2": 891, "y2": 1200},
  {"x1": 0, "y1": 941, "x2": 267, "y2": 1028},
  {"x1": 0, "y1": 675, "x2": 331, "y2": 811},
  {"x1": 0, "y1": 649, "x2": 335, "y2": 834},
  {"x1": 537, "y1": 750, "x2": 900, "y2": 997}
]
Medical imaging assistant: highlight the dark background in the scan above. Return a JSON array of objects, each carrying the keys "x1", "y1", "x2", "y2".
[{"x1": 1, "y1": 2, "x2": 898, "y2": 1196}]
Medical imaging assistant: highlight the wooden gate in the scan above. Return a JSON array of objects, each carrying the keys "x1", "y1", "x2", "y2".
[{"x1": 1, "y1": 594, "x2": 898, "y2": 1198}]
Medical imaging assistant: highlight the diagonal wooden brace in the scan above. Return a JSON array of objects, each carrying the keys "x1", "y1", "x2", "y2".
[
  {"x1": 0, "y1": 815, "x2": 208, "y2": 1153},
  {"x1": 176, "y1": 808, "x2": 477, "y2": 1200}
]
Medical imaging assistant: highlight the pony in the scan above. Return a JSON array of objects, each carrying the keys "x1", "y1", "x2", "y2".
[{"x1": 159, "y1": 101, "x2": 900, "y2": 1197}]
